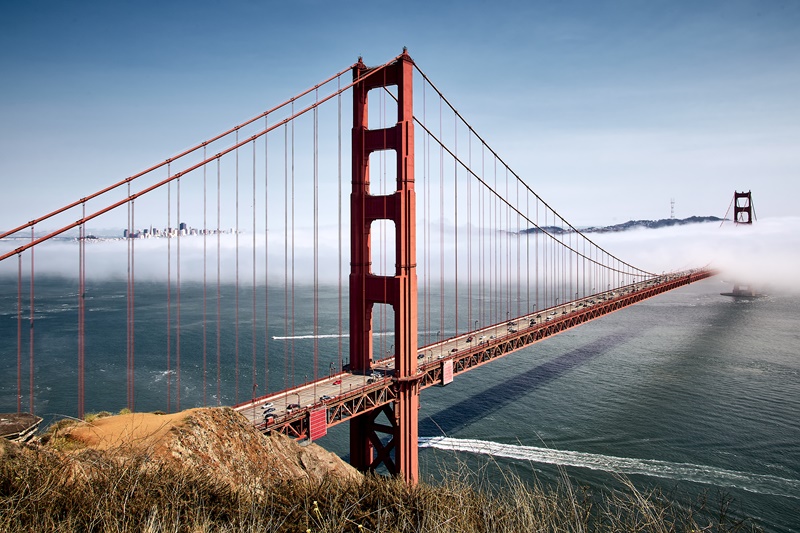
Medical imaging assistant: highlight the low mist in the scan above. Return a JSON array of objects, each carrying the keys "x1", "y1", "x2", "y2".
[
  {"x1": 588, "y1": 217, "x2": 800, "y2": 293},
  {"x1": 2, "y1": 218, "x2": 798, "y2": 294}
]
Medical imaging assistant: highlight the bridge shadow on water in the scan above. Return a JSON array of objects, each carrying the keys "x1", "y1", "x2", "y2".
[{"x1": 419, "y1": 330, "x2": 637, "y2": 437}]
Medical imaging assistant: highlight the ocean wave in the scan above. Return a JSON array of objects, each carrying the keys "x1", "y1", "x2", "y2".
[{"x1": 418, "y1": 436, "x2": 800, "y2": 499}]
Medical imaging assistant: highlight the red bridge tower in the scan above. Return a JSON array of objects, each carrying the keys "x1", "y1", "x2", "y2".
[
  {"x1": 349, "y1": 50, "x2": 419, "y2": 483},
  {"x1": 733, "y1": 190, "x2": 754, "y2": 224}
]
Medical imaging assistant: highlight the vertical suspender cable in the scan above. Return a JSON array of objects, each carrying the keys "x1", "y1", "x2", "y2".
[
  {"x1": 481, "y1": 146, "x2": 484, "y2": 328},
  {"x1": 506, "y1": 167, "x2": 510, "y2": 321},
  {"x1": 264, "y1": 116, "x2": 270, "y2": 393},
  {"x1": 337, "y1": 77, "x2": 343, "y2": 372},
  {"x1": 454, "y1": 112, "x2": 458, "y2": 335},
  {"x1": 29, "y1": 227, "x2": 34, "y2": 414},
  {"x1": 439, "y1": 96, "x2": 444, "y2": 339},
  {"x1": 422, "y1": 81, "x2": 428, "y2": 346},
  {"x1": 78, "y1": 206, "x2": 85, "y2": 418},
  {"x1": 166, "y1": 165, "x2": 172, "y2": 412},
  {"x1": 467, "y1": 132, "x2": 472, "y2": 331},
  {"x1": 424, "y1": 82, "x2": 430, "y2": 346},
  {"x1": 535, "y1": 198, "x2": 539, "y2": 312},
  {"x1": 515, "y1": 175, "x2": 527, "y2": 316},
  {"x1": 561, "y1": 217, "x2": 565, "y2": 304},
  {"x1": 252, "y1": 140, "x2": 258, "y2": 400},
  {"x1": 284, "y1": 124, "x2": 289, "y2": 391},
  {"x1": 526, "y1": 188, "x2": 530, "y2": 313},
  {"x1": 127, "y1": 185, "x2": 132, "y2": 409},
  {"x1": 313, "y1": 91, "x2": 319, "y2": 389},
  {"x1": 131, "y1": 195, "x2": 136, "y2": 411},
  {"x1": 203, "y1": 147, "x2": 208, "y2": 405},
  {"x1": 216, "y1": 158, "x2": 222, "y2": 405},
  {"x1": 17, "y1": 255, "x2": 22, "y2": 413},
  {"x1": 235, "y1": 129, "x2": 240, "y2": 404},
  {"x1": 176, "y1": 174, "x2": 181, "y2": 411},
  {"x1": 427, "y1": 85, "x2": 432, "y2": 346},
  {"x1": 492, "y1": 157, "x2": 497, "y2": 324},
  {"x1": 126, "y1": 188, "x2": 130, "y2": 409},
  {"x1": 543, "y1": 208, "x2": 547, "y2": 308},
  {"x1": 291, "y1": 105, "x2": 296, "y2": 387}
]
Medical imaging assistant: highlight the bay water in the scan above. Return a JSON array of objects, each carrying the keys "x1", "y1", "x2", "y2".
[{"x1": 1, "y1": 277, "x2": 798, "y2": 531}]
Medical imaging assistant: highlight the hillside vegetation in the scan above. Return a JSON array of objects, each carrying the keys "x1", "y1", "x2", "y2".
[{"x1": 0, "y1": 407, "x2": 760, "y2": 532}]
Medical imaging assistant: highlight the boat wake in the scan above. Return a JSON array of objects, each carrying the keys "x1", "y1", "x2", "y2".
[
  {"x1": 418, "y1": 436, "x2": 800, "y2": 499},
  {"x1": 271, "y1": 331, "x2": 395, "y2": 340}
]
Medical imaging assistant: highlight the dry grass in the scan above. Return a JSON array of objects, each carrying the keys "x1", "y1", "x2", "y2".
[{"x1": 0, "y1": 440, "x2": 762, "y2": 533}]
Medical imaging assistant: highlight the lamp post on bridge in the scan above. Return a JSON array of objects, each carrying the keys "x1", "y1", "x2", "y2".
[{"x1": 252, "y1": 383, "x2": 257, "y2": 422}]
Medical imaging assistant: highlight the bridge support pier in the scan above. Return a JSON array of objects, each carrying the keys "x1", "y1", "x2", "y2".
[{"x1": 349, "y1": 50, "x2": 419, "y2": 483}]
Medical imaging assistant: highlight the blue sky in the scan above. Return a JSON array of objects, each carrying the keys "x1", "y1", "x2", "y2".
[{"x1": 2, "y1": 0, "x2": 798, "y2": 229}]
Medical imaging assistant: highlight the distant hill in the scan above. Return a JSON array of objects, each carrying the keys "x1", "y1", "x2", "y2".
[{"x1": 522, "y1": 216, "x2": 722, "y2": 235}]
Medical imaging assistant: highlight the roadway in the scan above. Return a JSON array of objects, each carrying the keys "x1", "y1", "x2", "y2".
[{"x1": 235, "y1": 271, "x2": 707, "y2": 430}]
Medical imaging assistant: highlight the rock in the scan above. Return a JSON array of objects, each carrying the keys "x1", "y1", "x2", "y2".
[{"x1": 55, "y1": 407, "x2": 359, "y2": 489}]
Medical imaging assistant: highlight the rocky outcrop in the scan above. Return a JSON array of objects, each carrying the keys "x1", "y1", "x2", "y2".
[{"x1": 55, "y1": 407, "x2": 359, "y2": 490}]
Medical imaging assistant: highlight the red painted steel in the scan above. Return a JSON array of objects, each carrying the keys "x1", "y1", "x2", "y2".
[
  {"x1": 734, "y1": 190, "x2": 754, "y2": 224},
  {"x1": 309, "y1": 408, "x2": 328, "y2": 441},
  {"x1": 349, "y1": 50, "x2": 419, "y2": 483},
  {"x1": 442, "y1": 360, "x2": 454, "y2": 385}
]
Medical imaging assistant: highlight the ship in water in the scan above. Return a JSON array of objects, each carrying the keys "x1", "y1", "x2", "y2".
[{"x1": 720, "y1": 282, "x2": 765, "y2": 299}]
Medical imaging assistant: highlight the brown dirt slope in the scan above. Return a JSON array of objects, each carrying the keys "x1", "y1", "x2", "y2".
[{"x1": 55, "y1": 407, "x2": 359, "y2": 489}]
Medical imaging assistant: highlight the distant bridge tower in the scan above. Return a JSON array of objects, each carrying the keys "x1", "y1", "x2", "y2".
[
  {"x1": 722, "y1": 190, "x2": 761, "y2": 297},
  {"x1": 349, "y1": 50, "x2": 419, "y2": 483},
  {"x1": 733, "y1": 190, "x2": 755, "y2": 225}
]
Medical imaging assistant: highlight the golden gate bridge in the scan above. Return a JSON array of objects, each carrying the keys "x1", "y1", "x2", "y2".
[{"x1": 0, "y1": 49, "x2": 714, "y2": 483}]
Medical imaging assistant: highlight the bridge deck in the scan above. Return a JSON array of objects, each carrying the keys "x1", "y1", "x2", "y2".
[{"x1": 234, "y1": 269, "x2": 714, "y2": 438}]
